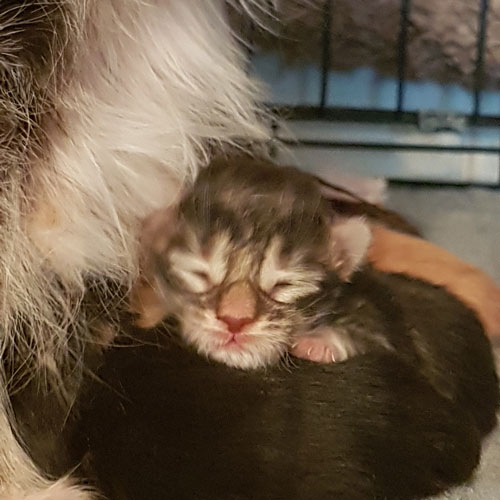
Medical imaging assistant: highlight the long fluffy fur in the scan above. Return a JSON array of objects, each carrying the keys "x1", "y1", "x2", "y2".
[{"x1": 0, "y1": 0, "x2": 269, "y2": 498}]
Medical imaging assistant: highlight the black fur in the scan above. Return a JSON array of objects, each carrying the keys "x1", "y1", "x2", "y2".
[
  {"x1": 65, "y1": 269, "x2": 498, "y2": 500},
  {"x1": 302, "y1": 269, "x2": 499, "y2": 437},
  {"x1": 73, "y1": 330, "x2": 484, "y2": 500},
  {"x1": 11, "y1": 281, "x2": 499, "y2": 500}
]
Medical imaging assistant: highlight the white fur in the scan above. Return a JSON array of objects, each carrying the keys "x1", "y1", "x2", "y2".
[
  {"x1": 0, "y1": 0, "x2": 270, "y2": 498},
  {"x1": 1, "y1": 0, "x2": 269, "y2": 382},
  {"x1": 1, "y1": 478, "x2": 94, "y2": 500}
]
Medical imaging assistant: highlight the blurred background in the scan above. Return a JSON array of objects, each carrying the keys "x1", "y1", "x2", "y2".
[{"x1": 233, "y1": 0, "x2": 500, "y2": 280}]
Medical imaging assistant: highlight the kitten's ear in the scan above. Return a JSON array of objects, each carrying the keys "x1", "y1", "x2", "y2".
[
  {"x1": 139, "y1": 205, "x2": 180, "y2": 256},
  {"x1": 130, "y1": 205, "x2": 180, "y2": 329},
  {"x1": 329, "y1": 217, "x2": 372, "y2": 281}
]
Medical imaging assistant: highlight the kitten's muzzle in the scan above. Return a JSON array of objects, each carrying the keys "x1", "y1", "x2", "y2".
[{"x1": 217, "y1": 280, "x2": 258, "y2": 334}]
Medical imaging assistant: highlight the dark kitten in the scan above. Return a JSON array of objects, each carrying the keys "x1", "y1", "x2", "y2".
[
  {"x1": 15, "y1": 297, "x2": 499, "y2": 500},
  {"x1": 75, "y1": 328, "x2": 494, "y2": 500}
]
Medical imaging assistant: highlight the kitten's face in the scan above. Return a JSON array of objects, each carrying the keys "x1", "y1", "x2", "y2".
[
  {"x1": 151, "y1": 160, "x2": 336, "y2": 369},
  {"x1": 157, "y1": 228, "x2": 330, "y2": 369}
]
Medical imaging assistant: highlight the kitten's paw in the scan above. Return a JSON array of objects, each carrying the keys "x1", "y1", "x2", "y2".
[
  {"x1": 290, "y1": 336, "x2": 340, "y2": 364},
  {"x1": 291, "y1": 328, "x2": 354, "y2": 364}
]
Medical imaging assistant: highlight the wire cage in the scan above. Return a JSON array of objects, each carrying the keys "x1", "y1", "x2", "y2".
[{"x1": 245, "y1": 0, "x2": 500, "y2": 186}]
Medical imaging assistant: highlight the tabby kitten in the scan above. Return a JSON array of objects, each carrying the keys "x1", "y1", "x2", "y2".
[{"x1": 131, "y1": 156, "x2": 379, "y2": 369}]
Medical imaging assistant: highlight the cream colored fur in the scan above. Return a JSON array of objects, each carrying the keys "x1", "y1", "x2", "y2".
[
  {"x1": 0, "y1": 0, "x2": 270, "y2": 498},
  {"x1": 9, "y1": 0, "x2": 268, "y2": 382}
]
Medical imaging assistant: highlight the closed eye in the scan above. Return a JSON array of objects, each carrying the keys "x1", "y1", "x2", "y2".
[
  {"x1": 192, "y1": 270, "x2": 211, "y2": 283},
  {"x1": 266, "y1": 281, "x2": 297, "y2": 303},
  {"x1": 168, "y1": 247, "x2": 219, "y2": 294},
  {"x1": 269, "y1": 281, "x2": 293, "y2": 295},
  {"x1": 264, "y1": 276, "x2": 323, "y2": 304},
  {"x1": 185, "y1": 269, "x2": 214, "y2": 294}
]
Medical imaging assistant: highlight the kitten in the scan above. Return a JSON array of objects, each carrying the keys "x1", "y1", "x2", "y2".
[
  {"x1": 76, "y1": 333, "x2": 495, "y2": 500},
  {"x1": 131, "y1": 156, "x2": 498, "y2": 382},
  {"x1": 131, "y1": 156, "x2": 374, "y2": 369}
]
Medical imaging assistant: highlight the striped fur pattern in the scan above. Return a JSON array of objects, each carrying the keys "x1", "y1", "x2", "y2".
[{"x1": 131, "y1": 158, "x2": 371, "y2": 370}]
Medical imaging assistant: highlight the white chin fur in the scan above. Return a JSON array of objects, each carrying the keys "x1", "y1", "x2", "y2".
[
  {"x1": 208, "y1": 345, "x2": 283, "y2": 370},
  {"x1": 182, "y1": 313, "x2": 288, "y2": 369},
  {"x1": 189, "y1": 332, "x2": 287, "y2": 370}
]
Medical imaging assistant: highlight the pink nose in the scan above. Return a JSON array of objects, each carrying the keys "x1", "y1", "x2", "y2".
[{"x1": 218, "y1": 315, "x2": 254, "y2": 334}]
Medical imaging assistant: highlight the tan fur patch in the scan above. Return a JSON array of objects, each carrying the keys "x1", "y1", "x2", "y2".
[{"x1": 218, "y1": 281, "x2": 257, "y2": 320}]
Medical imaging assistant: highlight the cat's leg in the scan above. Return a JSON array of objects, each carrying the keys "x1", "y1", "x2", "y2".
[{"x1": 290, "y1": 327, "x2": 358, "y2": 364}]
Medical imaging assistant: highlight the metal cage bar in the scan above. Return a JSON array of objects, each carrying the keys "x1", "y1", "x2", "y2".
[
  {"x1": 473, "y1": 0, "x2": 490, "y2": 120},
  {"x1": 396, "y1": 0, "x2": 411, "y2": 115},
  {"x1": 253, "y1": 0, "x2": 500, "y2": 186},
  {"x1": 262, "y1": 0, "x2": 498, "y2": 126},
  {"x1": 319, "y1": 0, "x2": 333, "y2": 112}
]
